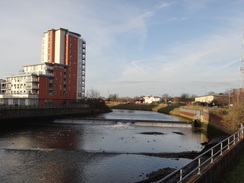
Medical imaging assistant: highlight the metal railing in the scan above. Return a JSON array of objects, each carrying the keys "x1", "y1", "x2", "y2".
[
  {"x1": 156, "y1": 124, "x2": 244, "y2": 183},
  {"x1": 0, "y1": 98, "x2": 106, "y2": 110}
]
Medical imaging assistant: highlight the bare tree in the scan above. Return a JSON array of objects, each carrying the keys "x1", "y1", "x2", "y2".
[
  {"x1": 107, "y1": 94, "x2": 118, "y2": 101},
  {"x1": 86, "y1": 88, "x2": 101, "y2": 99},
  {"x1": 162, "y1": 93, "x2": 169, "y2": 104},
  {"x1": 180, "y1": 93, "x2": 190, "y2": 104}
]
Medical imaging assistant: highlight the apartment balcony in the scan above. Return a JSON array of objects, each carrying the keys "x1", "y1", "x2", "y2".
[
  {"x1": 26, "y1": 79, "x2": 39, "y2": 83},
  {"x1": 25, "y1": 85, "x2": 38, "y2": 90},
  {"x1": 46, "y1": 66, "x2": 54, "y2": 70}
]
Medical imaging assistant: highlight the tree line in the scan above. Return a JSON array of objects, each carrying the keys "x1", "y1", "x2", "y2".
[{"x1": 86, "y1": 88, "x2": 232, "y2": 106}]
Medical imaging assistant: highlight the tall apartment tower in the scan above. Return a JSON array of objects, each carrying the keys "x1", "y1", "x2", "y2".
[
  {"x1": 0, "y1": 28, "x2": 86, "y2": 106},
  {"x1": 41, "y1": 28, "x2": 86, "y2": 100}
]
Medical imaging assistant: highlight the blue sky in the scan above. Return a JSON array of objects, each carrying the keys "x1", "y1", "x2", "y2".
[{"x1": 0, "y1": 0, "x2": 244, "y2": 97}]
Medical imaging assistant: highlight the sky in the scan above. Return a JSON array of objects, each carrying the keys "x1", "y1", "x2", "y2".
[{"x1": 0, "y1": 0, "x2": 244, "y2": 98}]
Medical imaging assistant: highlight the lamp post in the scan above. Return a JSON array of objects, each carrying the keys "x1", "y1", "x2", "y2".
[
  {"x1": 228, "y1": 88, "x2": 232, "y2": 108},
  {"x1": 201, "y1": 87, "x2": 207, "y2": 106}
]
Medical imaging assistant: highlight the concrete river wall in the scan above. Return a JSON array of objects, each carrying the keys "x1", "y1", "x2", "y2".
[
  {"x1": 0, "y1": 100, "x2": 111, "y2": 127},
  {"x1": 179, "y1": 108, "x2": 228, "y2": 133}
]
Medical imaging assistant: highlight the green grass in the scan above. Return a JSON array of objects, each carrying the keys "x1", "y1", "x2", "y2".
[
  {"x1": 109, "y1": 103, "x2": 182, "y2": 115},
  {"x1": 157, "y1": 104, "x2": 180, "y2": 115},
  {"x1": 221, "y1": 149, "x2": 244, "y2": 183}
]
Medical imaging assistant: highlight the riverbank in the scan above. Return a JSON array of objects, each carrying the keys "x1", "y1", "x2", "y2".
[
  {"x1": 107, "y1": 103, "x2": 181, "y2": 116},
  {"x1": 108, "y1": 103, "x2": 229, "y2": 139},
  {"x1": 107, "y1": 102, "x2": 234, "y2": 132},
  {"x1": 107, "y1": 103, "x2": 244, "y2": 182}
]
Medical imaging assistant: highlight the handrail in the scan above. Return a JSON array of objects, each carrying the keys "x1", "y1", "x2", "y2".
[
  {"x1": 156, "y1": 125, "x2": 244, "y2": 183},
  {"x1": 0, "y1": 98, "x2": 108, "y2": 118}
]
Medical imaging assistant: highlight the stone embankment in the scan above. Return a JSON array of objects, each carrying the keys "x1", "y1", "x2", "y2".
[{"x1": 179, "y1": 108, "x2": 229, "y2": 133}]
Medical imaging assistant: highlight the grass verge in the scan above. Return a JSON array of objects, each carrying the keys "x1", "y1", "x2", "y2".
[{"x1": 221, "y1": 148, "x2": 244, "y2": 183}]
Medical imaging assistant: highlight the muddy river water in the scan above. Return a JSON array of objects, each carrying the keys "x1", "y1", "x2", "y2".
[{"x1": 0, "y1": 109, "x2": 207, "y2": 183}]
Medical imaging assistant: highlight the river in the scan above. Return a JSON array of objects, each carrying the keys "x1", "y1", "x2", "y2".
[{"x1": 0, "y1": 109, "x2": 207, "y2": 183}]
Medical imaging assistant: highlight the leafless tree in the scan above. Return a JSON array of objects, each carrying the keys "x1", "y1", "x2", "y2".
[
  {"x1": 107, "y1": 94, "x2": 118, "y2": 101},
  {"x1": 86, "y1": 88, "x2": 101, "y2": 99},
  {"x1": 180, "y1": 93, "x2": 190, "y2": 103}
]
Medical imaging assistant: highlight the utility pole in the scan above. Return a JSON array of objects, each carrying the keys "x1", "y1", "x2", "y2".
[{"x1": 240, "y1": 32, "x2": 244, "y2": 88}]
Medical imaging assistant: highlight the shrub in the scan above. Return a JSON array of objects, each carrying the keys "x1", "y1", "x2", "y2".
[{"x1": 222, "y1": 102, "x2": 244, "y2": 132}]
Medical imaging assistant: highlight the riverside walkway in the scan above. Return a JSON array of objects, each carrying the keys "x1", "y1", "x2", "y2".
[{"x1": 156, "y1": 125, "x2": 244, "y2": 183}]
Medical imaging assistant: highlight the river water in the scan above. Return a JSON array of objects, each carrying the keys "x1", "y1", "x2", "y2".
[{"x1": 0, "y1": 109, "x2": 207, "y2": 183}]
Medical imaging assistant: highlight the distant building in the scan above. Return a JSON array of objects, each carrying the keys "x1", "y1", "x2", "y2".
[
  {"x1": 195, "y1": 95, "x2": 215, "y2": 103},
  {"x1": 0, "y1": 28, "x2": 86, "y2": 105},
  {"x1": 143, "y1": 96, "x2": 161, "y2": 104},
  {"x1": 195, "y1": 94, "x2": 229, "y2": 106}
]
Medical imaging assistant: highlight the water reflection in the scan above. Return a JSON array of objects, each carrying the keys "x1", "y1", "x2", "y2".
[
  {"x1": 0, "y1": 126, "x2": 82, "y2": 151},
  {"x1": 0, "y1": 109, "x2": 207, "y2": 183}
]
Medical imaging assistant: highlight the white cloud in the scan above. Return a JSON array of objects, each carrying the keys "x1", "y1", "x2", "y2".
[
  {"x1": 1, "y1": 0, "x2": 244, "y2": 97},
  {"x1": 97, "y1": 26, "x2": 242, "y2": 96},
  {"x1": 156, "y1": 2, "x2": 172, "y2": 9}
]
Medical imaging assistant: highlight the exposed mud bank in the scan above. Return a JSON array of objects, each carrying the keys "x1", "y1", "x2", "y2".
[{"x1": 136, "y1": 167, "x2": 176, "y2": 183}]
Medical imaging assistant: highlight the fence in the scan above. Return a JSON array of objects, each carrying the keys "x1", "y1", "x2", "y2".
[
  {"x1": 0, "y1": 98, "x2": 105, "y2": 110},
  {"x1": 156, "y1": 124, "x2": 244, "y2": 183}
]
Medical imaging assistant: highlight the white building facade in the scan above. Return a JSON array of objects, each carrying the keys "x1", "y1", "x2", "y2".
[{"x1": 143, "y1": 96, "x2": 161, "y2": 104}]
